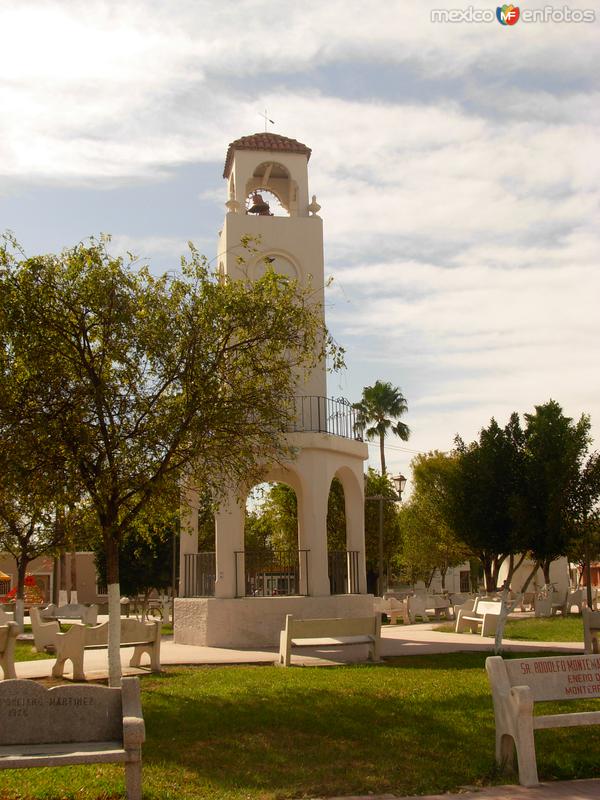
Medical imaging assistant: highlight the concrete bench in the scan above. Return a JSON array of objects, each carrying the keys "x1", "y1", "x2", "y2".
[
  {"x1": 278, "y1": 614, "x2": 381, "y2": 667},
  {"x1": 0, "y1": 608, "x2": 15, "y2": 625},
  {"x1": 40, "y1": 602, "x2": 98, "y2": 625},
  {"x1": 0, "y1": 623, "x2": 18, "y2": 680},
  {"x1": 583, "y1": 607, "x2": 600, "y2": 654},
  {"x1": 486, "y1": 653, "x2": 600, "y2": 786},
  {"x1": 30, "y1": 607, "x2": 60, "y2": 653},
  {"x1": 52, "y1": 618, "x2": 161, "y2": 680},
  {"x1": 456, "y1": 598, "x2": 502, "y2": 637},
  {"x1": 0, "y1": 676, "x2": 144, "y2": 799},
  {"x1": 374, "y1": 596, "x2": 409, "y2": 625},
  {"x1": 534, "y1": 589, "x2": 568, "y2": 618}
]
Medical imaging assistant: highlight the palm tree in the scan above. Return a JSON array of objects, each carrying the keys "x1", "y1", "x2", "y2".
[{"x1": 353, "y1": 381, "x2": 410, "y2": 475}]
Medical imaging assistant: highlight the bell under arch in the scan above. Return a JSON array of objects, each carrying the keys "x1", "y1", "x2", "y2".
[{"x1": 245, "y1": 161, "x2": 297, "y2": 216}]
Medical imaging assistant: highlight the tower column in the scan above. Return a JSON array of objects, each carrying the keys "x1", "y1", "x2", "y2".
[
  {"x1": 179, "y1": 485, "x2": 199, "y2": 597},
  {"x1": 297, "y1": 452, "x2": 331, "y2": 597},
  {"x1": 214, "y1": 490, "x2": 246, "y2": 598}
]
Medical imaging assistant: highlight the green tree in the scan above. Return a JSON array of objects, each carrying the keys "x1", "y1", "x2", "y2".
[
  {"x1": 517, "y1": 400, "x2": 600, "y2": 586},
  {"x1": 95, "y1": 507, "x2": 175, "y2": 613},
  {"x1": 0, "y1": 234, "x2": 338, "y2": 684},
  {"x1": 397, "y1": 452, "x2": 469, "y2": 589},
  {"x1": 326, "y1": 478, "x2": 347, "y2": 552},
  {"x1": 353, "y1": 381, "x2": 409, "y2": 474},
  {"x1": 450, "y1": 414, "x2": 526, "y2": 593},
  {"x1": 0, "y1": 421, "x2": 72, "y2": 626},
  {"x1": 364, "y1": 469, "x2": 402, "y2": 588}
]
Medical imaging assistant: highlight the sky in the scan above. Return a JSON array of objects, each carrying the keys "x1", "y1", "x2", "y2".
[{"x1": 1, "y1": 0, "x2": 599, "y2": 481}]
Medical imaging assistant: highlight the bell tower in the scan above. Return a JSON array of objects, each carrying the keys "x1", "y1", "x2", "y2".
[
  {"x1": 218, "y1": 133, "x2": 326, "y2": 398},
  {"x1": 176, "y1": 133, "x2": 371, "y2": 649}
]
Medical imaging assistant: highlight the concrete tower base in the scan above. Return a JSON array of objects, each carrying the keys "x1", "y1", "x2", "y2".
[{"x1": 174, "y1": 594, "x2": 375, "y2": 648}]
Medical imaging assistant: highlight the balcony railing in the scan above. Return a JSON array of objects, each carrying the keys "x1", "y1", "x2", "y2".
[
  {"x1": 183, "y1": 552, "x2": 216, "y2": 597},
  {"x1": 235, "y1": 549, "x2": 309, "y2": 597},
  {"x1": 290, "y1": 396, "x2": 362, "y2": 440},
  {"x1": 328, "y1": 550, "x2": 360, "y2": 594}
]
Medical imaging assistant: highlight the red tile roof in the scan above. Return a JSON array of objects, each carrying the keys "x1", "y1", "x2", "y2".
[{"x1": 223, "y1": 133, "x2": 311, "y2": 177}]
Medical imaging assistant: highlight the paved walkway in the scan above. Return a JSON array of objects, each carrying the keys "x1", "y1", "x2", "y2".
[
  {"x1": 14, "y1": 623, "x2": 599, "y2": 800},
  {"x1": 323, "y1": 779, "x2": 600, "y2": 799},
  {"x1": 15, "y1": 621, "x2": 585, "y2": 679}
]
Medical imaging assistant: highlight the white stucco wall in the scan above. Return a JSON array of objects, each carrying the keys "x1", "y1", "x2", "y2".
[{"x1": 174, "y1": 594, "x2": 375, "y2": 648}]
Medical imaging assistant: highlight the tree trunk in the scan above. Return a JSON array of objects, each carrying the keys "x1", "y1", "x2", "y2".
[
  {"x1": 105, "y1": 534, "x2": 122, "y2": 687},
  {"x1": 520, "y1": 561, "x2": 541, "y2": 594},
  {"x1": 483, "y1": 559, "x2": 495, "y2": 594},
  {"x1": 70, "y1": 548, "x2": 78, "y2": 603},
  {"x1": 15, "y1": 557, "x2": 28, "y2": 632},
  {"x1": 542, "y1": 559, "x2": 552, "y2": 586},
  {"x1": 440, "y1": 564, "x2": 448, "y2": 591},
  {"x1": 379, "y1": 433, "x2": 386, "y2": 476}
]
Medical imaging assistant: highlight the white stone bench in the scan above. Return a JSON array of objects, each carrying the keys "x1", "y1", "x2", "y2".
[
  {"x1": 486, "y1": 653, "x2": 600, "y2": 786},
  {"x1": 30, "y1": 607, "x2": 60, "y2": 653},
  {"x1": 52, "y1": 618, "x2": 161, "y2": 680},
  {"x1": 0, "y1": 608, "x2": 15, "y2": 625},
  {"x1": 0, "y1": 623, "x2": 18, "y2": 680},
  {"x1": 455, "y1": 598, "x2": 502, "y2": 637},
  {"x1": 583, "y1": 607, "x2": 600, "y2": 654},
  {"x1": 374, "y1": 597, "x2": 409, "y2": 625},
  {"x1": 0, "y1": 676, "x2": 144, "y2": 799},
  {"x1": 278, "y1": 614, "x2": 381, "y2": 667},
  {"x1": 40, "y1": 602, "x2": 98, "y2": 625},
  {"x1": 534, "y1": 589, "x2": 568, "y2": 618}
]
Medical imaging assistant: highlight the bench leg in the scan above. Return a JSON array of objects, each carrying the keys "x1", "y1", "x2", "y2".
[
  {"x1": 125, "y1": 753, "x2": 142, "y2": 800},
  {"x1": 52, "y1": 656, "x2": 66, "y2": 678},
  {"x1": 129, "y1": 645, "x2": 144, "y2": 669},
  {"x1": 0, "y1": 655, "x2": 16, "y2": 680},
  {"x1": 278, "y1": 631, "x2": 291, "y2": 666}
]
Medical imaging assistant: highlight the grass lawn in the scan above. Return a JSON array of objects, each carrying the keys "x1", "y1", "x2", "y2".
[
  {"x1": 14, "y1": 640, "x2": 51, "y2": 662},
  {"x1": 1, "y1": 653, "x2": 599, "y2": 799},
  {"x1": 436, "y1": 614, "x2": 585, "y2": 643}
]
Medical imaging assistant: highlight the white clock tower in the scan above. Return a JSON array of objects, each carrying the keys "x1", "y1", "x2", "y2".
[{"x1": 176, "y1": 134, "x2": 371, "y2": 648}]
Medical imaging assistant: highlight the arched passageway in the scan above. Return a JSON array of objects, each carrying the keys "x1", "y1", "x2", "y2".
[{"x1": 242, "y1": 482, "x2": 307, "y2": 597}]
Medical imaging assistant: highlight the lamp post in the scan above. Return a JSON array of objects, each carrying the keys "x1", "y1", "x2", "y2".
[{"x1": 366, "y1": 473, "x2": 407, "y2": 597}]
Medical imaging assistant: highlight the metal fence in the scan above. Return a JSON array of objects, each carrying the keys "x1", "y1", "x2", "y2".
[
  {"x1": 290, "y1": 396, "x2": 362, "y2": 440},
  {"x1": 235, "y1": 549, "x2": 309, "y2": 597},
  {"x1": 328, "y1": 550, "x2": 360, "y2": 594},
  {"x1": 183, "y1": 552, "x2": 216, "y2": 597}
]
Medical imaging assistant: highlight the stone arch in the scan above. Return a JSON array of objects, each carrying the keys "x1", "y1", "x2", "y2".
[
  {"x1": 245, "y1": 160, "x2": 293, "y2": 214},
  {"x1": 242, "y1": 467, "x2": 307, "y2": 597},
  {"x1": 333, "y1": 465, "x2": 366, "y2": 593}
]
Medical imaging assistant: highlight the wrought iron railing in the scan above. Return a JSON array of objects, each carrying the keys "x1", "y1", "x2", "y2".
[
  {"x1": 183, "y1": 552, "x2": 216, "y2": 597},
  {"x1": 328, "y1": 550, "x2": 360, "y2": 594},
  {"x1": 290, "y1": 396, "x2": 362, "y2": 440},
  {"x1": 235, "y1": 549, "x2": 309, "y2": 597}
]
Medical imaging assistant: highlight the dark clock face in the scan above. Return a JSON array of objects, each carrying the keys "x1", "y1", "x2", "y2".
[{"x1": 253, "y1": 254, "x2": 298, "y2": 281}]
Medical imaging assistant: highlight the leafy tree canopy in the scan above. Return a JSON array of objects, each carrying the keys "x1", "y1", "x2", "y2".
[{"x1": 0, "y1": 232, "x2": 339, "y2": 682}]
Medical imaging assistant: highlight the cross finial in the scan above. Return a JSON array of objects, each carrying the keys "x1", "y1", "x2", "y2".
[{"x1": 259, "y1": 109, "x2": 275, "y2": 132}]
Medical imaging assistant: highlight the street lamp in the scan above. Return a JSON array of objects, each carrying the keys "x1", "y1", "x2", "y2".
[{"x1": 365, "y1": 473, "x2": 407, "y2": 597}]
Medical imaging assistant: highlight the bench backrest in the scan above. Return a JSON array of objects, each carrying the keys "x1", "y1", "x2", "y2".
[
  {"x1": 474, "y1": 599, "x2": 502, "y2": 616},
  {"x1": 286, "y1": 615, "x2": 379, "y2": 639},
  {"x1": 83, "y1": 618, "x2": 159, "y2": 646},
  {"x1": 0, "y1": 608, "x2": 14, "y2": 625},
  {"x1": 487, "y1": 654, "x2": 600, "y2": 702},
  {"x1": 0, "y1": 623, "x2": 17, "y2": 653},
  {"x1": 40, "y1": 603, "x2": 98, "y2": 623},
  {"x1": 0, "y1": 680, "x2": 124, "y2": 745}
]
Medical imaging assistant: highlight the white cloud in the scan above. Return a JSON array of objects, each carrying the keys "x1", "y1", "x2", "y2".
[{"x1": 1, "y1": 0, "x2": 598, "y2": 468}]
